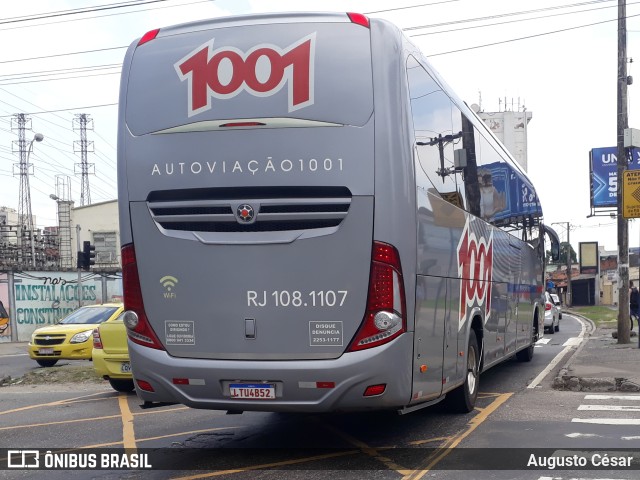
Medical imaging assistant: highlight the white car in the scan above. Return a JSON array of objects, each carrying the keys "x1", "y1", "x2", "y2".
[
  {"x1": 549, "y1": 293, "x2": 563, "y2": 319},
  {"x1": 544, "y1": 292, "x2": 560, "y2": 333}
]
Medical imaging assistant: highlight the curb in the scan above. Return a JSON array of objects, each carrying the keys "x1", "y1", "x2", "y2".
[{"x1": 552, "y1": 311, "x2": 640, "y2": 392}]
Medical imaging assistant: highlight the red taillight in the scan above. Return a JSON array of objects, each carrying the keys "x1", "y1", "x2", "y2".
[
  {"x1": 138, "y1": 28, "x2": 160, "y2": 46},
  {"x1": 347, "y1": 12, "x2": 370, "y2": 28},
  {"x1": 545, "y1": 302, "x2": 552, "y2": 311},
  {"x1": 347, "y1": 242, "x2": 406, "y2": 352},
  {"x1": 122, "y1": 243, "x2": 165, "y2": 350},
  {"x1": 136, "y1": 379, "x2": 155, "y2": 392},
  {"x1": 92, "y1": 328, "x2": 103, "y2": 349}
]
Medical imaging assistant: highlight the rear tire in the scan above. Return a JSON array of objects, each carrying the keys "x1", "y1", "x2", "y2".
[
  {"x1": 108, "y1": 378, "x2": 135, "y2": 392},
  {"x1": 445, "y1": 330, "x2": 479, "y2": 413},
  {"x1": 516, "y1": 319, "x2": 535, "y2": 362},
  {"x1": 36, "y1": 359, "x2": 58, "y2": 367}
]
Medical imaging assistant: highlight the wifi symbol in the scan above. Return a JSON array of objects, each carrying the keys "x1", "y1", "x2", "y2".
[{"x1": 160, "y1": 276, "x2": 178, "y2": 292}]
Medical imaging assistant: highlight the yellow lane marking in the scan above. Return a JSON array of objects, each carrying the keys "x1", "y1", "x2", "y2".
[
  {"x1": 82, "y1": 427, "x2": 239, "y2": 448},
  {"x1": 0, "y1": 391, "x2": 108, "y2": 416},
  {"x1": 407, "y1": 436, "x2": 452, "y2": 446},
  {"x1": 134, "y1": 406, "x2": 190, "y2": 415},
  {"x1": 0, "y1": 415, "x2": 122, "y2": 431},
  {"x1": 118, "y1": 394, "x2": 137, "y2": 449},
  {"x1": 401, "y1": 392, "x2": 513, "y2": 480},
  {"x1": 319, "y1": 422, "x2": 411, "y2": 475},
  {"x1": 170, "y1": 450, "x2": 360, "y2": 480}
]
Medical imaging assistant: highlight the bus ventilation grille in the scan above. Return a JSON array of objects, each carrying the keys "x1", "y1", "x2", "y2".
[{"x1": 147, "y1": 197, "x2": 351, "y2": 233}]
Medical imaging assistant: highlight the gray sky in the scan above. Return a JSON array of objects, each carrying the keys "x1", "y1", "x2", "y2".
[{"x1": 1, "y1": 0, "x2": 638, "y2": 253}]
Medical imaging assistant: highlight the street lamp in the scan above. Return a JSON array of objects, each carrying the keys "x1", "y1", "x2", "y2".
[{"x1": 26, "y1": 133, "x2": 44, "y2": 268}]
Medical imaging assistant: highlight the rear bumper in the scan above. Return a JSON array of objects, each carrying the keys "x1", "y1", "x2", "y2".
[
  {"x1": 129, "y1": 333, "x2": 414, "y2": 412},
  {"x1": 93, "y1": 350, "x2": 132, "y2": 380}
]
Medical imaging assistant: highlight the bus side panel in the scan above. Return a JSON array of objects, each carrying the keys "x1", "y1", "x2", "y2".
[{"x1": 412, "y1": 275, "x2": 446, "y2": 401}]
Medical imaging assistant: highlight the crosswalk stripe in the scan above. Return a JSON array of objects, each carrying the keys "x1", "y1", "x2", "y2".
[
  {"x1": 571, "y1": 418, "x2": 640, "y2": 425},
  {"x1": 535, "y1": 338, "x2": 551, "y2": 345},
  {"x1": 578, "y1": 405, "x2": 640, "y2": 412},
  {"x1": 584, "y1": 394, "x2": 640, "y2": 401}
]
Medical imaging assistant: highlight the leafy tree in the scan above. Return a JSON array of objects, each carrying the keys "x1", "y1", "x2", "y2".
[{"x1": 547, "y1": 242, "x2": 576, "y2": 265}]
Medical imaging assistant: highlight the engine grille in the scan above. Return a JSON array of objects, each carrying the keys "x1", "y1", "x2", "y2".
[{"x1": 147, "y1": 188, "x2": 352, "y2": 233}]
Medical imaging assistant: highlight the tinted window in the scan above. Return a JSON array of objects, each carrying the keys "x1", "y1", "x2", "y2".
[
  {"x1": 407, "y1": 56, "x2": 465, "y2": 210},
  {"x1": 59, "y1": 306, "x2": 119, "y2": 325}
]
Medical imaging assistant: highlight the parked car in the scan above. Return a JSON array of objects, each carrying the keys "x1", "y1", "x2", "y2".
[
  {"x1": 92, "y1": 313, "x2": 134, "y2": 392},
  {"x1": 543, "y1": 292, "x2": 560, "y2": 334},
  {"x1": 27, "y1": 304, "x2": 124, "y2": 367},
  {"x1": 550, "y1": 293, "x2": 563, "y2": 319}
]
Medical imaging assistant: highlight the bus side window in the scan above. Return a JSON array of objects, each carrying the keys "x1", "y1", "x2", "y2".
[{"x1": 407, "y1": 56, "x2": 466, "y2": 211}]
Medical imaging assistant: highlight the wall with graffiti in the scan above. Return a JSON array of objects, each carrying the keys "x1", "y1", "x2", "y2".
[{"x1": 1, "y1": 271, "x2": 122, "y2": 342}]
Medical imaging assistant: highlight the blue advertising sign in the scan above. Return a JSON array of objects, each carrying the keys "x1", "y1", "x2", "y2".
[
  {"x1": 590, "y1": 147, "x2": 640, "y2": 208},
  {"x1": 478, "y1": 162, "x2": 542, "y2": 225}
]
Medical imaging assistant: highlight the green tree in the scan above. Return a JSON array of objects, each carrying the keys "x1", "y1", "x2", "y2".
[{"x1": 548, "y1": 242, "x2": 576, "y2": 265}]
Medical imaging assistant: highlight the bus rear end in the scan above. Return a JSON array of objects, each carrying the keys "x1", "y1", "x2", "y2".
[{"x1": 118, "y1": 13, "x2": 413, "y2": 412}]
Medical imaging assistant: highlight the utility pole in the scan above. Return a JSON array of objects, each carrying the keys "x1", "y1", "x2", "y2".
[
  {"x1": 617, "y1": 0, "x2": 631, "y2": 344},
  {"x1": 553, "y1": 222, "x2": 573, "y2": 307}
]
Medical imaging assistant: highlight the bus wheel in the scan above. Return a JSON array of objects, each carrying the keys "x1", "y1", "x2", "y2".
[
  {"x1": 516, "y1": 320, "x2": 536, "y2": 362},
  {"x1": 445, "y1": 330, "x2": 479, "y2": 413}
]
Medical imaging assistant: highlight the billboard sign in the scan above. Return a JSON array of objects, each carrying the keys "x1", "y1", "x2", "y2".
[{"x1": 590, "y1": 147, "x2": 640, "y2": 208}]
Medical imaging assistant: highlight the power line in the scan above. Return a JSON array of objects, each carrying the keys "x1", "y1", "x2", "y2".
[
  {"x1": 365, "y1": 0, "x2": 463, "y2": 15},
  {"x1": 426, "y1": 12, "x2": 640, "y2": 56},
  {"x1": 0, "y1": 0, "x2": 171, "y2": 26}
]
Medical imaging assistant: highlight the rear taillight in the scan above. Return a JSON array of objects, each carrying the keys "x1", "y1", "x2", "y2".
[
  {"x1": 545, "y1": 302, "x2": 552, "y2": 311},
  {"x1": 347, "y1": 12, "x2": 370, "y2": 28},
  {"x1": 138, "y1": 28, "x2": 160, "y2": 46},
  {"x1": 347, "y1": 242, "x2": 406, "y2": 351},
  {"x1": 92, "y1": 328, "x2": 103, "y2": 349},
  {"x1": 122, "y1": 243, "x2": 165, "y2": 350}
]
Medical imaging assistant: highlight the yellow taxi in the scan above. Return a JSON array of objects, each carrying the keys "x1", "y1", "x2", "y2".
[
  {"x1": 28, "y1": 303, "x2": 124, "y2": 368},
  {"x1": 92, "y1": 313, "x2": 134, "y2": 392}
]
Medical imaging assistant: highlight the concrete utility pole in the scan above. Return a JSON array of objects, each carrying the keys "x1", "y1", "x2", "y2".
[{"x1": 617, "y1": 0, "x2": 631, "y2": 344}]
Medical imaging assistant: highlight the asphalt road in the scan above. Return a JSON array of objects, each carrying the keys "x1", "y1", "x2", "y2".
[{"x1": 2, "y1": 314, "x2": 638, "y2": 480}]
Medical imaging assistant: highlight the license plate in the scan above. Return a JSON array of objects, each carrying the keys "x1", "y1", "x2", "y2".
[
  {"x1": 120, "y1": 362, "x2": 131, "y2": 373},
  {"x1": 38, "y1": 348, "x2": 54, "y2": 355},
  {"x1": 229, "y1": 383, "x2": 275, "y2": 400}
]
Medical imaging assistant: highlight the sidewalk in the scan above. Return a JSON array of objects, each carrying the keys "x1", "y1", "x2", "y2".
[
  {"x1": 553, "y1": 312, "x2": 640, "y2": 392},
  {"x1": 0, "y1": 341, "x2": 28, "y2": 356}
]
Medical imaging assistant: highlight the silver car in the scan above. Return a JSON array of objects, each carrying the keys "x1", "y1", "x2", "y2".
[
  {"x1": 550, "y1": 293, "x2": 563, "y2": 319},
  {"x1": 544, "y1": 292, "x2": 560, "y2": 333}
]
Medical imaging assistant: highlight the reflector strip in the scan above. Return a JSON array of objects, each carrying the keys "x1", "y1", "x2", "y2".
[
  {"x1": 298, "y1": 381, "x2": 336, "y2": 389},
  {"x1": 173, "y1": 378, "x2": 205, "y2": 385}
]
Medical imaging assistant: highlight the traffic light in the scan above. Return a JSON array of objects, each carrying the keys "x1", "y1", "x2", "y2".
[{"x1": 78, "y1": 241, "x2": 96, "y2": 270}]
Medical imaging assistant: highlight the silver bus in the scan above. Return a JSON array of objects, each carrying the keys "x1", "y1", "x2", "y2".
[{"x1": 118, "y1": 12, "x2": 560, "y2": 414}]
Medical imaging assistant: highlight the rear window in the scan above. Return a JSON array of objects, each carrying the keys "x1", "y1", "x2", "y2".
[
  {"x1": 125, "y1": 21, "x2": 373, "y2": 135},
  {"x1": 59, "y1": 307, "x2": 119, "y2": 325}
]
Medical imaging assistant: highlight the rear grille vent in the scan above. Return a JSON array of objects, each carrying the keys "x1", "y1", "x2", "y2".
[{"x1": 148, "y1": 190, "x2": 351, "y2": 234}]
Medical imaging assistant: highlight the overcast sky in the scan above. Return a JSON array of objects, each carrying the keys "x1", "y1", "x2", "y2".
[{"x1": 1, "y1": 0, "x2": 639, "y2": 254}]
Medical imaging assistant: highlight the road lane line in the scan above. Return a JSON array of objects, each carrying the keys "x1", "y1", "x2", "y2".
[
  {"x1": 0, "y1": 414, "x2": 121, "y2": 431},
  {"x1": 578, "y1": 405, "x2": 640, "y2": 412},
  {"x1": 571, "y1": 418, "x2": 640, "y2": 425},
  {"x1": 319, "y1": 421, "x2": 411, "y2": 475},
  {"x1": 118, "y1": 394, "x2": 137, "y2": 449},
  {"x1": 83, "y1": 426, "x2": 239, "y2": 448},
  {"x1": 0, "y1": 391, "x2": 110, "y2": 416},
  {"x1": 527, "y1": 316, "x2": 586, "y2": 389},
  {"x1": 585, "y1": 394, "x2": 640, "y2": 401},
  {"x1": 401, "y1": 392, "x2": 513, "y2": 480},
  {"x1": 562, "y1": 337, "x2": 581, "y2": 346}
]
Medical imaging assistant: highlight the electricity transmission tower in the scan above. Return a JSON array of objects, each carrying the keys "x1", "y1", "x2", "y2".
[
  {"x1": 73, "y1": 113, "x2": 95, "y2": 206},
  {"x1": 12, "y1": 114, "x2": 33, "y2": 235}
]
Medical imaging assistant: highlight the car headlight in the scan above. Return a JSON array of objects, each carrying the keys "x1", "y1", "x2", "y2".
[{"x1": 70, "y1": 329, "x2": 95, "y2": 344}]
